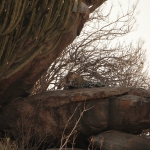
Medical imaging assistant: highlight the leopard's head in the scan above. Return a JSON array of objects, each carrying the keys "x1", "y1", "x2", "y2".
[{"x1": 65, "y1": 72, "x2": 79, "y2": 86}]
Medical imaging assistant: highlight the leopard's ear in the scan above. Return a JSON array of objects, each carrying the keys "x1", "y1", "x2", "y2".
[{"x1": 74, "y1": 71, "x2": 79, "y2": 74}]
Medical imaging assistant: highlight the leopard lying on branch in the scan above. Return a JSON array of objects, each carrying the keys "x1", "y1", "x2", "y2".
[{"x1": 64, "y1": 72, "x2": 105, "y2": 90}]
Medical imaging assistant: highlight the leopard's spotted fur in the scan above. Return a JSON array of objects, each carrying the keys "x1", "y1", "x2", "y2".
[{"x1": 64, "y1": 72, "x2": 105, "y2": 90}]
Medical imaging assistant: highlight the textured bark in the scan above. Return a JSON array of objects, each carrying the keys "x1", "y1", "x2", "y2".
[
  {"x1": 0, "y1": 87, "x2": 150, "y2": 144},
  {"x1": 92, "y1": 130, "x2": 150, "y2": 150},
  {"x1": 0, "y1": 13, "x2": 84, "y2": 104},
  {"x1": 0, "y1": 0, "x2": 106, "y2": 106}
]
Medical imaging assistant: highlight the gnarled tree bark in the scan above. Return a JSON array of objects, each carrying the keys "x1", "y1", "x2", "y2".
[{"x1": 0, "y1": 0, "x2": 106, "y2": 105}]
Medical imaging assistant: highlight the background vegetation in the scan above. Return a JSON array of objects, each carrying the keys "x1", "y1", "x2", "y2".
[{"x1": 32, "y1": 2, "x2": 150, "y2": 94}]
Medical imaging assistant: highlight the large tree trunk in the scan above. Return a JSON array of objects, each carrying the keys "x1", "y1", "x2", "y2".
[
  {"x1": 0, "y1": 87, "x2": 150, "y2": 148},
  {"x1": 0, "y1": 0, "x2": 105, "y2": 105}
]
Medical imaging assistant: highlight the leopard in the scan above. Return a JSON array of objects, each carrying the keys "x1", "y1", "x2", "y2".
[{"x1": 63, "y1": 72, "x2": 105, "y2": 90}]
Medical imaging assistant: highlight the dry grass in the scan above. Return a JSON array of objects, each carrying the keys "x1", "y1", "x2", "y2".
[{"x1": 0, "y1": 138, "x2": 18, "y2": 150}]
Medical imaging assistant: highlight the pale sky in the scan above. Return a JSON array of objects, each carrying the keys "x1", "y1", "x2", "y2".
[
  {"x1": 109, "y1": 0, "x2": 150, "y2": 61},
  {"x1": 135, "y1": 0, "x2": 150, "y2": 52}
]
